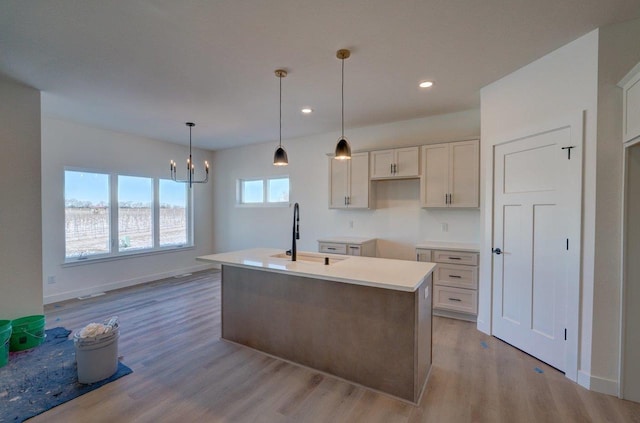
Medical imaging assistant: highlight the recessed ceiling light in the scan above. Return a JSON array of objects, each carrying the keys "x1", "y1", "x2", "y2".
[
  {"x1": 301, "y1": 108, "x2": 313, "y2": 114},
  {"x1": 419, "y1": 81, "x2": 434, "y2": 88}
]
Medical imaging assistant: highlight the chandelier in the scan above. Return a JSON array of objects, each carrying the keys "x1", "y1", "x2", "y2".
[{"x1": 170, "y1": 122, "x2": 209, "y2": 188}]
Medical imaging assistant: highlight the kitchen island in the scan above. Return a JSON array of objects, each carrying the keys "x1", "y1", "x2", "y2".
[{"x1": 197, "y1": 248, "x2": 436, "y2": 403}]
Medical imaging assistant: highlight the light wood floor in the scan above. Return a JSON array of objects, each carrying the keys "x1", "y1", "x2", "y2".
[{"x1": 35, "y1": 270, "x2": 640, "y2": 422}]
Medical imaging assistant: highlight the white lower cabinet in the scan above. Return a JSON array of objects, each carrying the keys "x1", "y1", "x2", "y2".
[
  {"x1": 416, "y1": 246, "x2": 479, "y2": 321},
  {"x1": 318, "y1": 237, "x2": 376, "y2": 257}
]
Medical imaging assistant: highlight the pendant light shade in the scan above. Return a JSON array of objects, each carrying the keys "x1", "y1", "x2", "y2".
[
  {"x1": 273, "y1": 69, "x2": 289, "y2": 166},
  {"x1": 335, "y1": 49, "x2": 352, "y2": 160},
  {"x1": 335, "y1": 138, "x2": 351, "y2": 159},
  {"x1": 273, "y1": 145, "x2": 288, "y2": 165}
]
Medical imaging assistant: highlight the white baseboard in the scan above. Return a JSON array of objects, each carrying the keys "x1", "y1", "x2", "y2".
[
  {"x1": 577, "y1": 370, "x2": 619, "y2": 396},
  {"x1": 43, "y1": 264, "x2": 217, "y2": 305}
]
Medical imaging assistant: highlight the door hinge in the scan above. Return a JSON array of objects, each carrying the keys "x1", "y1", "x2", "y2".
[
  {"x1": 561, "y1": 146, "x2": 576, "y2": 160},
  {"x1": 564, "y1": 328, "x2": 567, "y2": 341},
  {"x1": 566, "y1": 238, "x2": 569, "y2": 250}
]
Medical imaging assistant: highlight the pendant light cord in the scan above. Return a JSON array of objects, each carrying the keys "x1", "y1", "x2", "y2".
[
  {"x1": 279, "y1": 73, "x2": 282, "y2": 148},
  {"x1": 341, "y1": 56, "x2": 344, "y2": 139}
]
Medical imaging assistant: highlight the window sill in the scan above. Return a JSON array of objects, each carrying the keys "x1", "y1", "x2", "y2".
[
  {"x1": 62, "y1": 245, "x2": 195, "y2": 267},
  {"x1": 236, "y1": 202, "x2": 291, "y2": 208}
]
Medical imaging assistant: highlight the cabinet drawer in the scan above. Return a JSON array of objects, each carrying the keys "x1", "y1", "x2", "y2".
[
  {"x1": 319, "y1": 243, "x2": 347, "y2": 255},
  {"x1": 432, "y1": 250, "x2": 478, "y2": 266},
  {"x1": 435, "y1": 264, "x2": 477, "y2": 289},
  {"x1": 346, "y1": 245, "x2": 361, "y2": 256},
  {"x1": 433, "y1": 285, "x2": 477, "y2": 314}
]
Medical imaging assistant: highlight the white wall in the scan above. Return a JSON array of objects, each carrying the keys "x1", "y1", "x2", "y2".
[
  {"x1": 41, "y1": 118, "x2": 215, "y2": 303},
  {"x1": 0, "y1": 74, "x2": 43, "y2": 319},
  {"x1": 480, "y1": 19, "x2": 640, "y2": 396},
  {"x1": 480, "y1": 30, "x2": 600, "y2": 385},
  {"x1": 212, "y1": 110, "x2": 480, "y2": 260},
  {"x1": 594, "y1": 18, "x2": 640, "y2": 391}
]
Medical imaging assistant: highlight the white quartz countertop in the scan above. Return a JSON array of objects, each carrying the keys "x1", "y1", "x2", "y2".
[
  {"x1": 317, "y1": 236, "x2": 376, "y2": 244},
  {"x1": 415, "y1": 241, "x2": 480, "y2": 252},
  {"x1": 197, "y1": 248, "x2": 435, "y2": 292}
]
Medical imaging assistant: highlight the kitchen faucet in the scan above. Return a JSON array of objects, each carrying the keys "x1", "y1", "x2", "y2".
[{"x1": 292, "y1": 202, "x2": 300, "y2": 261}]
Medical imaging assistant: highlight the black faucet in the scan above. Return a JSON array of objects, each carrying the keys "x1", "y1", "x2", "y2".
[{"x1": 292, "y1": 203, "x2": 300, "y2": 261}]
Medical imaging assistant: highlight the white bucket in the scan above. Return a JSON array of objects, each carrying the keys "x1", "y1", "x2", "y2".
[{"x1": 74, "y1": 328, "x2": 119, "y2": 384}]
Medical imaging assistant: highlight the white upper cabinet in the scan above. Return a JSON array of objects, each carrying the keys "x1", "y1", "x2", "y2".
[
  {"x1": 370, "y1": 147, "x2": 420, "y2": 179},
  {"x1": 619, "y1": 62, "x2": 640, "y2": 144},
  {"x1": 421, "y1": 140, "x2": 479, "y2": 208},
  {"x1": 329, "y1": 152, "x2": 371, "y2": 209}
]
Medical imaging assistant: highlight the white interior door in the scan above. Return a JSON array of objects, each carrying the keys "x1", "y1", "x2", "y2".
[{"x1": 492, "y1": 123, "x2": 581, "y2": 373}]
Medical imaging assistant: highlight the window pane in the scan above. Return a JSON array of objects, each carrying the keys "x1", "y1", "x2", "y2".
[
  {"x1": 159, "y1": 180, "x2": 188, "y2": 247},
  {"x1": 65, "y1": 170, "x2": 110, "y2": 258},
  {"x1": 268, "y1": 177, "x2": 289, "y2": 203},
  {"x1": 118, "y1": 175, "x2": 153, "y2": 251},
  {"x1": 242, "y1": 180, "x2": 263, "y2": 203}
]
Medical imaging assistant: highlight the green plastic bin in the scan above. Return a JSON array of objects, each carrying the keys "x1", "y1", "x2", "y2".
[{"x1": 10, "y1": 315, "x2": 45, "y2": 351}]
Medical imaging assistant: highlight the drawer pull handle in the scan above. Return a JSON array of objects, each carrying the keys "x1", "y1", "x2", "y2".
[
  {"x1": 349, "y1": 246, "x2": 358, "y2": 249},
  {"x1": 449, "y1": 275, "x2": 462, "y2": 278},
  {"x1": 448, "y1": 257, "x2": 462, "y2": 260},
  {"x1": 327, "y1": 247, "x2": 336, "y2": 250},
  {"x1": 448, "y1": 298, "x2": 462, "y2": 302}
]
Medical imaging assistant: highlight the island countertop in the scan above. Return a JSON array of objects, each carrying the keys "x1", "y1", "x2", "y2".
[{"x1": 197, "y1": 248, "x2": 436, "y2": 292}]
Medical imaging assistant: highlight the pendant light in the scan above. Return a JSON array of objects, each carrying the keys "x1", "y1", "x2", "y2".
[
  {"x1": 335, "y1": 49, "x2": 352, "y2": 160},
  {"x1": 273, "y1": 69, "x2": 288, "y2": 166},
  {"x1": 169, "y1": 122, "x2": 209, "y2": 188}
]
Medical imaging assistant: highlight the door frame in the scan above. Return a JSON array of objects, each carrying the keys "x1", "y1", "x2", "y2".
[
  {"x1": 619, "y1": 136, "x2": 640, "y2": 399},
  {"x1": 480, "y1": 111, "x2": 584, "y2": 382}
]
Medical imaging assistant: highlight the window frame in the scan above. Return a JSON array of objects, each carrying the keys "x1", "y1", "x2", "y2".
[
  {"x1": 63, "y1": 167, "x2": 193, "y2": 265},
  {"x1": 236, "y1": 175, "x2": 290, "y2": 207}
]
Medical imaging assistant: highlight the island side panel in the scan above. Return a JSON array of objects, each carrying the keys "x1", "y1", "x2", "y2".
[
  {"x1": 414, "y1": 273, "x2": 433, "y2": 401},
  {"x1": 221, "y1": 265, "x2": 417, "y2": 402}
]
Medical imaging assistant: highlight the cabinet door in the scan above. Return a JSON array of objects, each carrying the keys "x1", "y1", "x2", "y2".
[
  {"x1": 416, "y1": 249, "x2": 432, "y2": 262},
  {"x1": 622, "y1": 68, "x2": 640, "y2": 143},
  {"x1": 370, "y1": 149, "x2": 394, "y2": 179},
  {"x1": 329, "y1": 158, "x2": 349, "y2": 208},
  {"x1": 449, "y1": 140, "x2": 479, "y2": 208},
  {"x1": 395, "y1": 147, "x2": 420, "y2": 178},
  {"x1": 348, "y1": 152, "x2": 370, "y2": 208},
  {"x1": 421, "y1": 144, "x2": 449, "y2": 207}
]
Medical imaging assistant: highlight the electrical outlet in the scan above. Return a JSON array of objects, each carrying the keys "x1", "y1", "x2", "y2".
[
  {"x1": 424, "y1": 285, "x2": 429, "y2": 299},
  {"x1": 349, "y1": 220, "x2": 354, "y2": 229},
  {"x1": 47, "y1": 276, "x2": 56, "y2": 285},
  {"x1": 441, "y1": 223, "x2": 448, "y2": 232}
]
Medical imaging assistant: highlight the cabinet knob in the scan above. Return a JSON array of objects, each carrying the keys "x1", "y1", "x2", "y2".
[{"x1": 492, "y1": 248, "x2": 502, "y2": 255}]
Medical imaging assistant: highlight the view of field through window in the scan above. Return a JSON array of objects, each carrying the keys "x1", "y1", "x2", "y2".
[{"x1": 65, "y1": 171, "x2": 188, "y2": 258}]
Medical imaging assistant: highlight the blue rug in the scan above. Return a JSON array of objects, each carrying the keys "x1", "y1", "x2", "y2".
[{"x1": 0, "y1": 327, "x2": 132, "y2": 422}]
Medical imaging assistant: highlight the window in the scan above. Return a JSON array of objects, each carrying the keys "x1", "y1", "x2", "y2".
[
  {"x1": 241, "y1": 179, "x2": 264, "y2": 204},
  {"x1": 65, "y1": 170, "x2": 111, "y2": 258},
  {"x1": 118, "y1": 175, "x2": 153, "y2": 251},
  {"x1": 64, "y1": 169, "x2": 192, "y2": 262},
  {"x1": 268, "y1": 177, "x2": 289, "y2": 203},
  {"x1": 159, "y1": 179, "x2": 188, "y2": 247},
  {"x1": 238, "y1": 176, "x2": 289, "y2": 205}
]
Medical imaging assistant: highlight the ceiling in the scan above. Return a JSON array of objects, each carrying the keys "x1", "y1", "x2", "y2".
[{"x1": 1, "y1": 1, "x2": 639, "y2": 150}]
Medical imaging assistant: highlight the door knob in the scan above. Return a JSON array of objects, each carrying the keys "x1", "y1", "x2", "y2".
[{"x1": 492, "y1": 248, "x2": 502, "y2": 255}]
